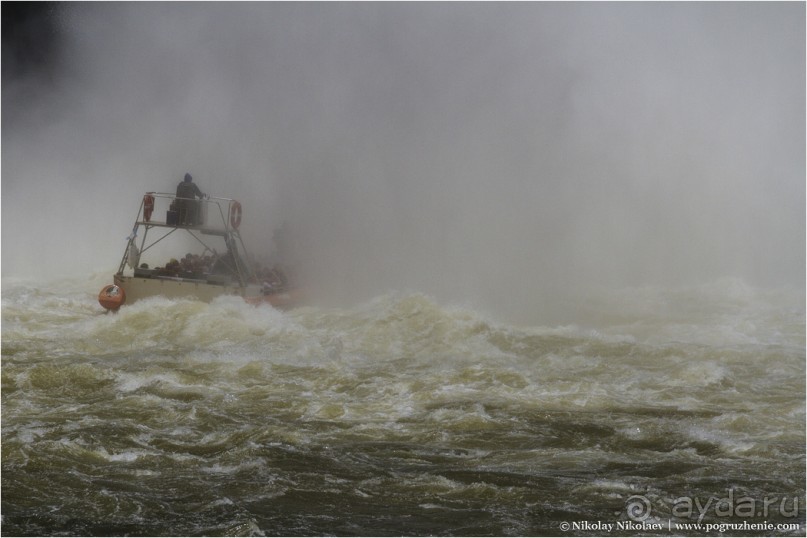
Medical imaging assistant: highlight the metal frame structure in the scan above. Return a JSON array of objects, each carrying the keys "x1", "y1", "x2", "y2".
[{"x1": 116, "y1": 193, "x2": 255, "y2": 288}]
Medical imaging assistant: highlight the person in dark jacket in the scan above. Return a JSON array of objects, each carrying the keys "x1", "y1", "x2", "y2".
[
  {"x1": 177, "y1": 172, "x2": 205, "y2": 199},
  {"x1": 176, "y1": 173, "x2": 206, "y2": 225}
]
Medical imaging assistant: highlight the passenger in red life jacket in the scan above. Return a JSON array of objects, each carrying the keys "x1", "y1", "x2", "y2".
[{"x1": 176, "y1": 173, "x2": 206, "y2": 225}]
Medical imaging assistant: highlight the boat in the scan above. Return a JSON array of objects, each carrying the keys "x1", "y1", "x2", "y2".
[{"x1": 98, "y1": 192, "x2": 300, "y2": 311}]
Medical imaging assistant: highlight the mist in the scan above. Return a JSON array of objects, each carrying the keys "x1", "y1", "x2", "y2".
[{"x1": 3, "y1": 3, "x2": 804, "y2": 323}]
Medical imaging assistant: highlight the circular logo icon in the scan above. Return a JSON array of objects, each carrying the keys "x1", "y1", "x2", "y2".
[{"x1": 625, "y1": 495, "x2": 652, "y2": 521}]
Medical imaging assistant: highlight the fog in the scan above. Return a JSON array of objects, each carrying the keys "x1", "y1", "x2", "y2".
[{"x1": 3, "y1": 3, "x2": 804, "y2": 323}]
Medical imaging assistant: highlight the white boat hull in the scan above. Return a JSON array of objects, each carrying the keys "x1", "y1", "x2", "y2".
[
  {"x1": 114, "y1": 274, "x2": 300, "y2": 309},
  {"x1": 115, "y1": 274, "x2": 244, "y2": 303}
]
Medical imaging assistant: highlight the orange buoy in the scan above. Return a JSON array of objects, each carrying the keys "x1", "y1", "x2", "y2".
[{"x1": 98, "y1": 284, "x2": 126, "y2": 311}]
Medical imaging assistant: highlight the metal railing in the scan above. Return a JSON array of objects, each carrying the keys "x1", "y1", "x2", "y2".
[{"x1": 136, "y1": 192, "x2": 241, "y2": 232}]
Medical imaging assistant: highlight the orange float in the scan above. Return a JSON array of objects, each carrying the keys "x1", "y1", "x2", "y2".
[
  {"x1": 143, "y1": 193, "x2": 155, "y2": 222},
  {"x1": 98, "y1": 284, "x2": 126, "y2": 311}
]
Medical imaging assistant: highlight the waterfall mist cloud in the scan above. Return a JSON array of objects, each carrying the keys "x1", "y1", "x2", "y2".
[{"x1": 3, "y1": 3, "x2": 804, "y2": 323}]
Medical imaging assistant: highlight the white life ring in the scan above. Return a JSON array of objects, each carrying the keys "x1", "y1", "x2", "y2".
[{"x1": 230, "y1": 201, "x2": 242, "y2": 229}]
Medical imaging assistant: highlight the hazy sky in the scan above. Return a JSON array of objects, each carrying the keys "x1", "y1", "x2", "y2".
[{"x1": 2, "y1": 2, "x2": 804, "y2": 322}]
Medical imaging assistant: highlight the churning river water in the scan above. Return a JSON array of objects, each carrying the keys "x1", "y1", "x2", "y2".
[{"x1": 1, "y1": 275, "x2": 804, "y2": 536}]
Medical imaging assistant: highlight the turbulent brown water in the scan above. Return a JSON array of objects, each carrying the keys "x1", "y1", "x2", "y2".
[{"x1": 2, "y1": 275, "x2": 804, "y2": 536}]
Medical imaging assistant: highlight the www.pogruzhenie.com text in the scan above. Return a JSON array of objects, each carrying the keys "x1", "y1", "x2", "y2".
[
  {"x1": 558, "y1": 489, "x2": 803, "y2": 534},
  {"x1": 560, "y1": 520, "x2": 802, "y2": 534}
]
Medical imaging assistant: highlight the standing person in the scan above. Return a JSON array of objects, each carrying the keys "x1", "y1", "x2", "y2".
[{"x1": 175, "y1": 173, "x2": 206, "y2": 225}]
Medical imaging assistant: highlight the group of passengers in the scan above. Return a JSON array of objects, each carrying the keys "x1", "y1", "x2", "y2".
[
  {"x1": 149, "y1": 252, "x2": 290, "y2": 292},
  {"x1": 151, "y1": 252, "x2": 225, "y2": 279}
]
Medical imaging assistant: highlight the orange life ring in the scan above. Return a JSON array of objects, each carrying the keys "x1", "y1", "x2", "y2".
[
  {"x1": 143, "y1": 193, "x2": 155, "y2": 222},
  {"x1": 230, "y1": 201, "x2": 242, "y2": 229},
  {"x1": 98, "y1": 284, "x2": 126, "y2": 311}
]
